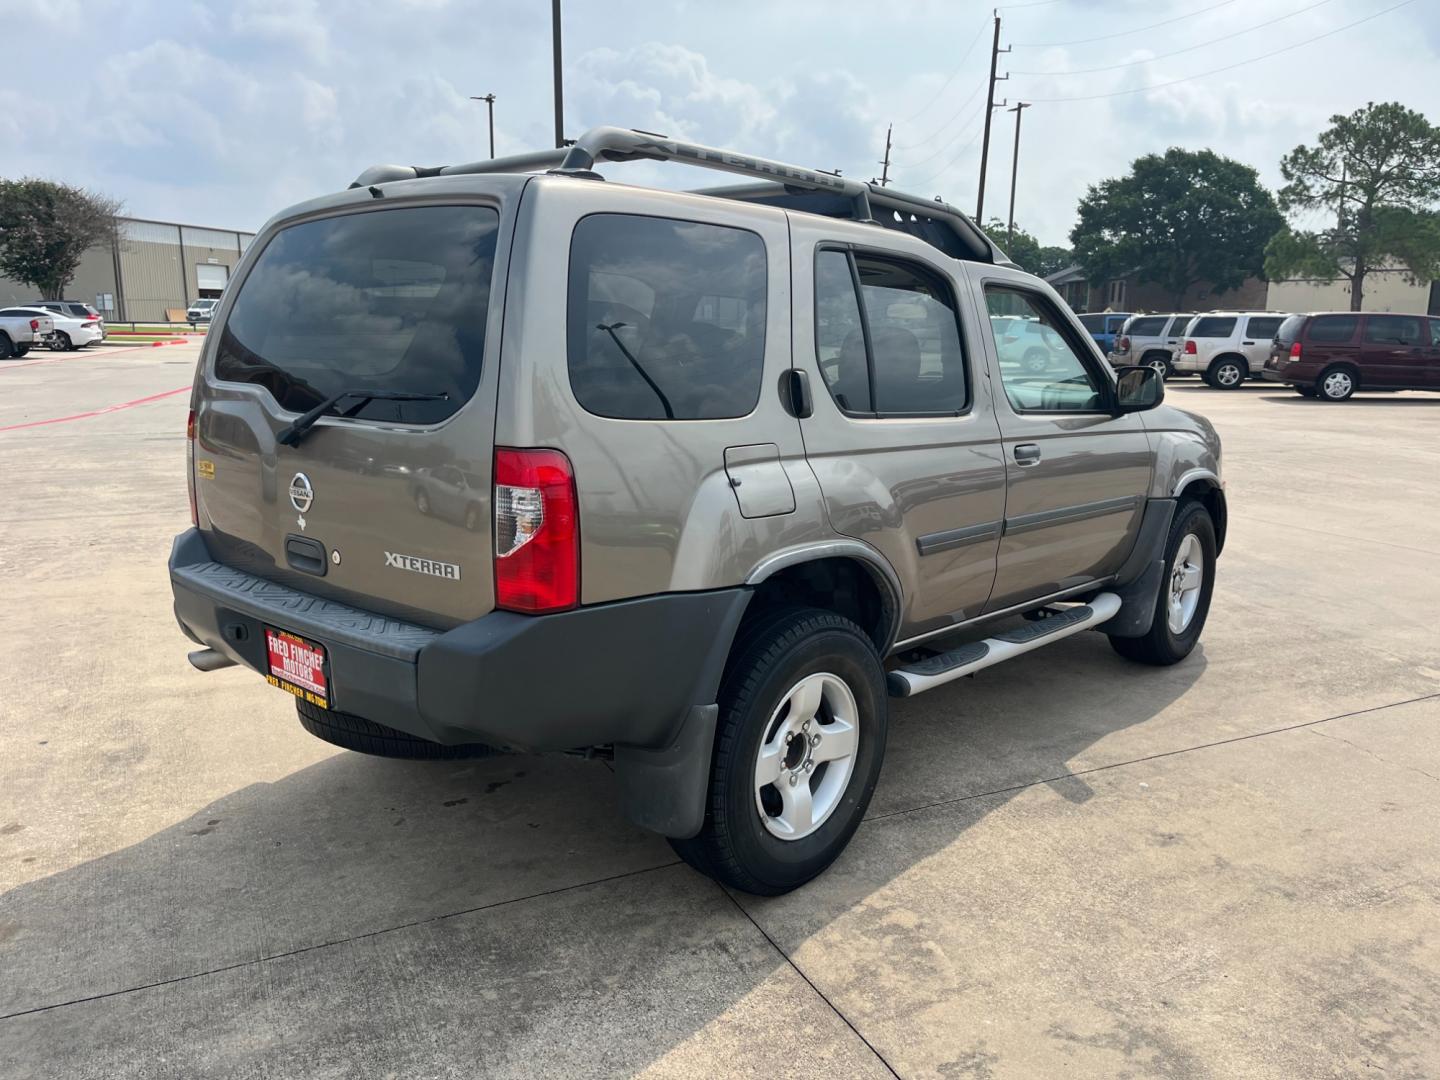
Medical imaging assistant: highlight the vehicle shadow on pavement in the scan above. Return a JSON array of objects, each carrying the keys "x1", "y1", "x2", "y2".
[
  {"x1": 1, "y1": 636, "x2": 1204, "y2": 1076},
  {"x1": 1258, "y1": 394, "x2": 1440, "y2": 406}
]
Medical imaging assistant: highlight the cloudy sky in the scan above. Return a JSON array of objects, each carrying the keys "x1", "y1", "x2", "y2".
[{"x1": 4, "y1": 0, "x2": 1437, "y2": 246}]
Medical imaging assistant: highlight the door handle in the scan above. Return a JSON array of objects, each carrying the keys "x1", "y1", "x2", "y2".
[
  {"x1": 1014, "y1": 443, "x2": 1042, "y2": 466},
  {"x1": 1242, "y1": 340, "x2": 1255, "y2": 345},
  {"x1": 784, "y1": 368, "x2": 813, "y2": 419}
]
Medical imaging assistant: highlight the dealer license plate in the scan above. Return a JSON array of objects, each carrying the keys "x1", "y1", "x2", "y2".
[{"x1": 264, "y1": 627, "x2": 329, "y2": 709}]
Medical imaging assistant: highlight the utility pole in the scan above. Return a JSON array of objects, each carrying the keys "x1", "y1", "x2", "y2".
[
  {"x1": 551, "y1": 0, "x2": 565, "y2": 148},
  {"x1": 470, "y1": 94, "x2": 497, "y2": 158},
  {"x1": 879, "y1": 124, "x2": 893, "y2": 187},
  {"x1": 976, "y1": 11, "x2": 1010, "y2": 222},
  {"x1": 1006, "y1": 102, "x2": 1030, "y2": 249}
]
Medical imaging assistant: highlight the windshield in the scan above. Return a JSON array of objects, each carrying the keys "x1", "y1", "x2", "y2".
[{"x1": 213, "y1": 204, "x2": 499, "y2": 424}]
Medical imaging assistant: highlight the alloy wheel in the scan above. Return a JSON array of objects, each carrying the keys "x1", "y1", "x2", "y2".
[{"x1": 753, "y1": 672, "x2": 859, "y2": 841}]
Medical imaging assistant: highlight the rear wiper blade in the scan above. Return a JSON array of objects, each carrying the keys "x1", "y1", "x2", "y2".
[{"x1": 275, "y1": 389, "x2": 449, "y2": 447}]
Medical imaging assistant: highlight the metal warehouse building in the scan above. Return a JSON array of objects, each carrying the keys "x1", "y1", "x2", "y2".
[{"x1": 0, "y1": 216, "x2": 256, "y2": 323}]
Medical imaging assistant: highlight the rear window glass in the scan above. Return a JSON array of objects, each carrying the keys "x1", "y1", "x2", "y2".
[
  {"x1": 1363, "y1": 314, "x2": 1425, "y2": 346},
  {"x1": 1276, "y1": 315, "x2": 1305, "y2": 343},
  {"x1": 1127, "y1": 316, "x2": 1168, "y2": 336},
  {"x1": 1246, "y1": 316, "x2": 1284, "y2": 339},
  {"x1": 1189, "y1": 317, "x2": 1236, "y2": 338},
  {"x1": 1307, "y1": 315, "x2": 1358, "y2": 343},
  {"x1": 568, "y1": 214, "x2": 767, "y2": 420},
  {"x1": 213, "y1": 205, "x2": 499, "y2": 424}
]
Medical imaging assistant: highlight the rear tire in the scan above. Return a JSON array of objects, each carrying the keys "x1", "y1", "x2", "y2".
[
  {"x1": 54, "y1": 331, "x2": 74, "y2": 352},
  {"x1": 670, "y1": 607, "x2": 888, "y2": 895},
  {"x1": 1205, "y1": 357, "x2": 1246, "y2": 390},
  {"x1": 1109, "y1": 499, "x2": 1216, "y2": 666},
  {"x1": 0, "y1": 334, "x2": 13, "y2": 360},
  {"x1": 15, "y1": 345, "x2": 29, "y2": 357},
  {"x1": 1317, "y1": 365, "x2": 1358, "y2": 401},
  {"x1": 1141, "y1": 352, "x2": 1173, "y2": 380},
  {"x1": 295, "y1": 699, "x2": 503, "y2": 760}
]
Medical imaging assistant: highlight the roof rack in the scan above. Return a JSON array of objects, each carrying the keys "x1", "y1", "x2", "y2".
[{"x1": 351, "y1": 125, "x2": 1004, "y2": 265}]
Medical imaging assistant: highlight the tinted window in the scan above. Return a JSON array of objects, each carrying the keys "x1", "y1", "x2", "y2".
[
  {"x1": 1128, "y1": 316, "x2": 1168, "y2": 336},
  {"x1": 985, "y1": 287, "x2": 1104, "y2": 412},
  {"x1": 1307, "y1": 315, "x2": 1358, "y2": 343},
  {"x1": 1189, "y1": 317, "x2": 1236, "y2": 338},
  {"x1": 1363, "y1": 314, "x2": 1425, "y2": 346},
  {"x1": 1167, "y1": 315, "x2": 1194, "y2": 336},
  {"x1": 815, "y1": 250, "x2": 870, "y2": 412},
  {"x1": 1276, "y1": 314, "x2": 1305, "y2": 344},
  {"x1": 813, "y1": 250, "x2": 968, "y2": 416},
  {"x1": 568, "y1": 214, "x2": 766, "y2": 420},
  {"x1": 1246, "y1": 316, "x2": 1284, "y2": 339},
  {"x1": 0, "y1": 308, "x2": 33, "y2": 317},
  {"x1": 214, "y1": 205, "x2": 498, "y2": 423},
  {"x1": 1077, "y1": 313, "x2": 1107, "y2": 332},
  {"x1": 1431, "y1": 319, "x2": 1440, "y2": 348},
  {"x1": 65, "y1": 304, "x2": 90, "y2": 317},
  {"x1": 855, "y1": 256, "x2": 967, "y2": 414}
]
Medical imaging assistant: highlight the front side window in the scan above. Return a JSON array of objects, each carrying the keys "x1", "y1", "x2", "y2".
[
  {"x1": 1307, "y1": 315, "x2": 1358, "y2": 343},
  {"x1": 1189, "y1": 316, "x2": 1236, "y2": 338},
  {"x1": 812, "y1": 249, "x2": 968, "y2": 416},
  {"x1": 1363, "y1": 314, "x2": 1425, "y2": 346},
  {"x1": 985, "y1": 286, "x2": 1105, "y2": 412},
  {"x1": 213, "y1": 204, "x2": 499, "y2": 424},
  {"x1": 568, "y1": 214, "x2": 767, "y2": 420}
]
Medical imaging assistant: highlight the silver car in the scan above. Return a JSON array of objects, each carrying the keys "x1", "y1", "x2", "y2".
[
  {"x1": 1108, "y1": 312, "x2": 1193, "y2": 378},
  {"x1": 169, "y1": 126, "x2": 1226, "y2": 894}
]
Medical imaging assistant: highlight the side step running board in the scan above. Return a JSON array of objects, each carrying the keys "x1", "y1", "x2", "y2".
[{"x1": 887, "y1": 592, "x2": 1122, "y2": 698}]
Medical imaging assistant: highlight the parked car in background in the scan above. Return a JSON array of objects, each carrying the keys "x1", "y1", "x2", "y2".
[
  {"x1": 1108, "y1": 313, "x2": 1192, "y2": 378},
  {"x1": 1264, "y1": 311, "x2": 1440, "y2": 401},
  {"x1": 1171, "y1": 311, "x2": 1289, "y2": 389},
  {"x1": 1077, "y1": 311, "x2": 1133, "y2": 354},
  {"x1": 992, "y1": 314, "x2": 1068, "y2": 372},
  {"x1": 187, "y1": 298, "x2": 219, "y2": 326},
  {"x1": 1, "y1": 304, "x2": 100, "y2": 350},
  {"x1": 0, "y1": 307, "x2": 55, "y2": 358},
  {"x1": 28, "y1": 300, "x2": 105, "y2": 331}
]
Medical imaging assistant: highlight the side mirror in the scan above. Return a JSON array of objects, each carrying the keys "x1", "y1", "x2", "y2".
[{"x1": 1113, "y1": 365, "x2": 1164, "y2": 413}]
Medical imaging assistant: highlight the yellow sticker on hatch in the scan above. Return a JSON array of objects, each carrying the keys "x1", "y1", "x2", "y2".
[{"x1": 197, "y1": 460, "x2": 215, "y2": 479}]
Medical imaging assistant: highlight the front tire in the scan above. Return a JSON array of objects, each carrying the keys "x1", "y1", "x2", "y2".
[
  {"x1": 53, "y1": 331, "x2": 74, "y2": 352},
  {"x1": 1109, "y1": 499, "x2": 1216, "y2": 666},
  {"x1": 1205, "y1": 357, "x2": 1246, "y2": 390},
  {"x1": 0, "y1": 334, "x2": 14, "y2": 360},
  {"x1": 670, "y1": 607, "x2": 888, "y2": 895}
]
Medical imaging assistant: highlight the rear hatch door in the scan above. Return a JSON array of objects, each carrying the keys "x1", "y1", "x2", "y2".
[{"x1": 193, "y1": 195, "x2": 513, "y2": 627}]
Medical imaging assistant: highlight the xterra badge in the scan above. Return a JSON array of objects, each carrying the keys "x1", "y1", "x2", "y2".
[
  {"x1": 288, "y1": 472, "x2": 314, "y2": 513},
  {"x1": 384, "y1": 551, "x2": 461, "y2": 581}
]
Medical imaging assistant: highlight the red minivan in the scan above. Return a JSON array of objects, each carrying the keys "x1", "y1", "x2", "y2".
[{"x1": 1264, "y1": 311, "x2": 1440, "y2": 401}]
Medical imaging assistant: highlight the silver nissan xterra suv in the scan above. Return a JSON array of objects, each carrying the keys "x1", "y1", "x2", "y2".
[{"x1": 170, "y1": 126, "x2": 1226, "y2": 895}]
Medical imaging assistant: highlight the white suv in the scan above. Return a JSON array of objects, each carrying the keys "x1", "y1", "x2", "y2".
[
  {"x1": 1108, "y1": 313, "x2": 1193, "y2": 378},
  {"x1": 1172, "y1": 311, "x2": 1290, "y2": 389}
]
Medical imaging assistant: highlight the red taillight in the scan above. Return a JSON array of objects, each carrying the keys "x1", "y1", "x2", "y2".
[
  {"x1": 186, "y1": 409, "x2": 198, "y2": 526},
  {"x1": 494, "y1": 448, "x2": 578, "y2": 613},
  {"x1": 1183, "y1": 340, "x2": 1197, "y2": 354},
  {"x1": 1289, "y1": 342, "x2": 1302, "y2": 360},
  {"x1": 1118, "y1": 336, "x2": 1130, "y2": 352},
  {"x1": 29, "y1": 319, "x2": 39, "y2": 332}
]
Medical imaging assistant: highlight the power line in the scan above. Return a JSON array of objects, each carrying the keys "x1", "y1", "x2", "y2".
[
  {"x1": 1025, "y1": 0, "x2": 1417, "y2": 102},
  {"x1": 892, "y1": 17, "x2": 991, "y2": 127},
  {"x1": 902, "y1": 115, "x2": 992, "y2": 190},
  {"x1": 892, "y1": 77, "x2": 988, "y2": 151},
  {"x1": 1012, "y1": 0, "x2": 1241, "y2": 47},
  {"x1": 895, "y1": 92, "x2": 989, "y2": 168},
  {"x1": 998, "y1": 0, "x2": 1066, "y2": 7},
  {"x1": 1010, "y1": 0, "x2": 1338, "y2": 75}
]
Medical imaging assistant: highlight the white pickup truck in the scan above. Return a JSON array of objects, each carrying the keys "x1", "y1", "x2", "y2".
[{"x1": 0, "y1": 307, "x2": 55, "y2": 359}]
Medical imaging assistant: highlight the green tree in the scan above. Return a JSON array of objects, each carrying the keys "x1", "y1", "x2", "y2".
[
  {"x1": 1265, "y1": 102, "x2": 1440, "y2": 311},
  {"x1": 985, "y1": 219, "x2": 1071, "y2": 278},
  {"x1": 0, "y1": 179, "x2": 122, "y2": 299},
  {"x1": 1070, "y1": 148, "x2": 1283, "y2": 310}
]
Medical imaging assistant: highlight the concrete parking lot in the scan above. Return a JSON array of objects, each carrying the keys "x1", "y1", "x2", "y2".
[{"x1": 2, "y1": 342, "x2": 1438, "y2": 1078}]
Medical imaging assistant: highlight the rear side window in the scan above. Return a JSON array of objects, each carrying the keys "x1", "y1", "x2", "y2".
[
  {"x1": 1363, "y1": 314, "x2": 1425, "y2": 346},
  {"x1": 1276, "y1": 314, "x2": 1305, "y2": 344},
  {"x1": 813, "y1": 249, "x2": 968, "y2": 417},
  {"x1": 1246, "y1": 316, "x2": 1284, "y2": 339},
  {"x1": 1307, "y1": 315, "x2": 1358, "y2": 343},
  {"x1": 1189, "y1": 316, "x2": 1236, "y2": 338},
  {"x1": 1077, "y1": 314, "x2": 1107, "y2": 332},
  {"x1": 214, "y1": 205, "x2": 499, "y2": 424},
  {"x1": 1128, "y1": 316, "x2": 1168, "y2": 336},
  {"x1": 1431, "y1": 319, "x2": 1440, "y2": 347},
  {"x1": 1168, "y1": 316, "x2": 1193, "y2": 336},
  {"x1": 568, "y1": 214, "x2": 767, "y2": 420}
]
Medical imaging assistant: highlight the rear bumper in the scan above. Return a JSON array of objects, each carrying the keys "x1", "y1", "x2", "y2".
[{"x1": 168, "y1": 528, "x2": 749, "y2": 755}]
